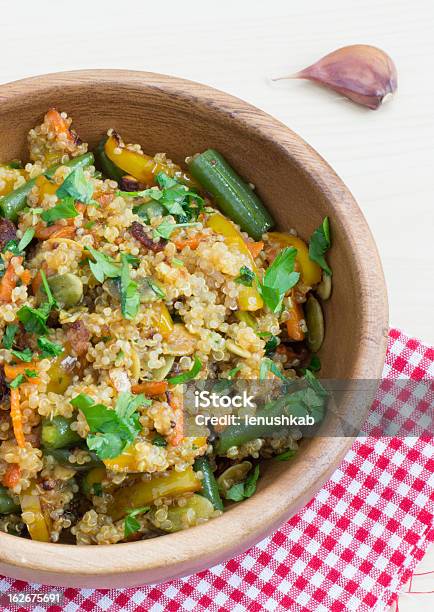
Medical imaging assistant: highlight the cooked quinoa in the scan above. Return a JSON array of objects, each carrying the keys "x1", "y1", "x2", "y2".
[{"x1": 0, "y1": 109, "x2": 330, "y2": 544}]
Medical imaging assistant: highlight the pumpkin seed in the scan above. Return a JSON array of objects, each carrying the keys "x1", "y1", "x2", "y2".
[{"x1": 305, "y1": 295, "x2": 324, "y2": 352}]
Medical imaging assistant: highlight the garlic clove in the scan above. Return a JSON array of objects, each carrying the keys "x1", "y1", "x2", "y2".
[{"x1": 274, "y1": 44, "x2": 397, "y2": 110}]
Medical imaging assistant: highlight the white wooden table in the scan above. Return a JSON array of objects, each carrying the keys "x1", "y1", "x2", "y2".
[{"x1": 2, "y1": 0, "x2": 433, "y2": 605}]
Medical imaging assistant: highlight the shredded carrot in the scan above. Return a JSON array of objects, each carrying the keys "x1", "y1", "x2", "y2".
[
  {"x1": 0, "y1": 257, "x2": 22, "y2": 303},
  {"x1": 35, "y1": 223, "x2": 76, "y2": 240},
  {"x1": 246, "y1": 241, "x2": 264, "y2": 259},
  {"x1": 10, "y1": 387, "x2": 25, "y2": 448},
  {"x1": 20, "y1": 269, "x2": 31, "y2": 285},
  {"x1": 131, "y1": 380, "x2": 168, "y2": 396},
  {"x1": 4, "y1": 362, "x2": 40, "y2": 384},
  {"x1": 173, "y1": 234, "x2": 205, "y2": 251},
  {"x1": 2, "y1": 463, "x2": 21, "y2": 488},
  {"x1": 45, "y1": 108, "x2": 73, "y2": 141},
  {"x1": 167, "y1": 395, "x2": 184, "y2": 447}
]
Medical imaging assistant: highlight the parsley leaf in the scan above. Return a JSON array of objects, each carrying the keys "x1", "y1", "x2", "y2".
[
  {"x1": 17, "y1": 301, "x2": 52, "y2": 335},
  {"x1": 226, "y1": 465, "x2": 260, "y2": 501},
  {"x1": 152, "y1": 219, "x2": 200, "y2": 240},
  {"x1": 9, "y1": 374, "x2": 24, "y2": 388},
  {"x1": 119, "y1": 254, "x2": 140, "y2": 320},
  {"x1": 37, "y1": 336, "x2": 64, "y2": 358},
  {"x1": 2, "y1": 324, "x2": 18, "y2": 349},
  {"x1": 56, "y1": 166, "x2": 95, "y2": 204},
  {"x1": 257, "y1": 247, "x2": 300, "y2": 313},
  {"x1": 235, "y1": 266, "x2": 255, "y2": 287},
  {"x1": 309, "y1": 217, "x2": 332, "y2": 276},
  {"x1": 124, "y1": 506, "x2": 150, "y2": 538},
  {"x1": 85, "y1": 247, "x2": 121, "y2": 283},
  {"x1": 300, "y1": 354, "x2": 321, "y2": 374},
  {"x1": 72, "y1": 391, "x2": 150, "y2": 460},
  {"x1": 41, "y1": 197, "x2": 78, "y2": 225},
  {"x1": 11, "y1": 347, "x2": 33, "y2": 362}
]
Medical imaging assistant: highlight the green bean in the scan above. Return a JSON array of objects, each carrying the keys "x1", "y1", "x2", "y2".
[
  {"x1": 94, "y1": 136, "x2": 125, "y2": 182},
  {"x1": 188, "y1": 149, "x2": 274, "y2": 240},
  {"x1": 194, "y1": 456, "x2": 224, "y2": 511},
  {"x1": 41, "y1": 416, "x2": 82, "y2": 450},
  {"x1": 0, "y1": 152, "x2": 94, "y2": 221},
  {"x1": 0, "y1": 485, "x2": 20, "y2": 514},
  {"x1": 44, "y1": 448, "x2": 103, "y2": 472},
  {"x1": 215, "y1": 386, "x2": 326, "y2": 455}
]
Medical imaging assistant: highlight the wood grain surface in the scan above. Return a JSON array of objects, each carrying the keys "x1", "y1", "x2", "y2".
[{"x1": 0, "y1": 70, "x2": 387, "y2": 587}]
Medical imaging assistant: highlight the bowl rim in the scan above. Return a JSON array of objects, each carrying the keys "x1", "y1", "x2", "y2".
[{"x1": 0, "y1": 69, "x2": 388, "y2": 584}]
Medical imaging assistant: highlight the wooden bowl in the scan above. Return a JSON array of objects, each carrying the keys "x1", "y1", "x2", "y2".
[{"x1": 0, "y1": 70, "x2": 388, "y2": 588}]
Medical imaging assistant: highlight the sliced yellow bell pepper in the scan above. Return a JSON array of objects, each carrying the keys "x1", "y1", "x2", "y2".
[
  {"x1": 268, "y1": 232, "x2": 322, "y2": 287},
  {"x1": 105, "y1": 135, "x2": 157, "y2": 184},
  {"x1": 206, "y1": 213, "x2": 263, "y2": 311},
  {"x1": 151, "y1": 302, "x2": 174, "y2": 338},
  {"x1": 35, "y1": 175, "x2": 58, "y2": 202},
  {"x1": 105, "y1": 437, "x2": 208, "y2": 474},
  {"x1": 104, "y1": 135, "x2": 198, "y2": 188},
  {"x1": 20, "y1": 482, "x2": 52, "y2": 542},
  {"x1": 109, "y1": 467, "x2": 201, "y2": 520},
  {"x1": 104, "y1": 444, "x2": 139, "y2": 473}
]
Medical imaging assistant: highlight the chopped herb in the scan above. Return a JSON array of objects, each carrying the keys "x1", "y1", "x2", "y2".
[
  {"x1": 56, "y1": 166, "x2": 95, "y2": 204},
  {"x1": 9, "y1": 374, "x2": 24, "y2": 388},
  {"x1": 24, "y1": 369, "x2": 38, "y2": 378},
  {"x1": 3, "y1": 228, "x2": 35, "y2": 256},
  {"x1": 124, "y1": 506, "x2": 150, "y2": 538},
  {"x1": 275, "y1": 448, "x2": 297, "y2": 461},
  {"x1": 152, "y1": 434, "x2": 167, "y2": 447},
  {"x1": 257, "y1": 247, "x2": 300, "y2": 313},
  {"x1": 8, "y1": 160, "x2": 23, "y2": 169},
  {"x1": 123, "y1": 254, "x2": 140, "y2": 268},
  {"x1": 259, "y1": 357, "x2": 287, "y2": 382},
  {"x1": 17, "y1": 301, "x2": 52, "y2": 335},
  {"x1": 226, "y1": 465, "x2": 260, "y2": 501},
  {"x1": 227, "y1": 366, "x2": 241, "y2": 379},
  {"x1": 235, "y1": 266, "x2": 255, "y2": 287},
  {"x1": 39, "y1": 271, "x2": 57, "y2": 308},
  {"x1": 172, "y1": 257, "x2": 184, "y2": 267},
  {"x1": 84, "y1": 221, "x2": 96, "y2": 230},
  {"x1": 11, "y1": 347, "x2": 33, "y2": 362},
  {"x1": 309, "y1": 217, "x2": 332, "y2": 276},
  {"x1": 152, "y1": 219, "x2": 200, "y2": 240},
  {"x1": 168, "y1": 355, "x2": 202, "y2": 385},
  {"x1": 119, "y1": 254, "x2": 140, "y2": 320},
  {"x1": 72, "y1": 391, "x2": 151, "y2": 460},
  {"x1": 257, "y1": 331, "x2": 271, "y2": 338},
  {"x1": 37, "y1": 336, "x2": 64, "y2": 358},
  {"x1": 85, "y1": 247, "x2": 121, "y2": 283},
  {"x1": 18, "y1": 228, "x2": 35, "y2": 251},
  {"x1": 2, "y1": 324, "x2": 18, "y2": 349},
  {"x1": 41, "y1": 197, "x2": 78, "y2": 225},
  {"x1": 146, "y1": 278, "x2": 165, "y2": 299},
  {"x1": 264, "y1": 335, "x2": 279, "y2": 355}
]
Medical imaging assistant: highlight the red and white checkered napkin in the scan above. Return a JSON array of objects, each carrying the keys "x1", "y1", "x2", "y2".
[{"x1": 1, "y1": 329, "x2": 433, "y2": 612}]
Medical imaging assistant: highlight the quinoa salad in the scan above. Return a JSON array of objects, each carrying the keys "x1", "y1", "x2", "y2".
[{"x1": 0, "y1": 109, "x2": 332, "y2": 544}]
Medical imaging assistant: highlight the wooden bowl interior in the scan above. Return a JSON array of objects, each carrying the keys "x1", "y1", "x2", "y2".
[{"x1": 0, "y1": 71, "x2": 388, "y2": 586}]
